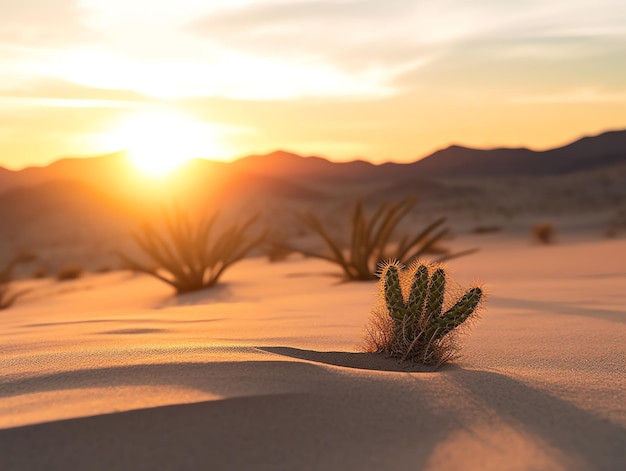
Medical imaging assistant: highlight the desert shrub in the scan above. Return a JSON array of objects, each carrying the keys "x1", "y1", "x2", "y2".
[
  {"x1": 606, "y1": 209, "x2": 626, "y2": 238},
  {"x1": 117, "y1": 209, "x2": 264, "y2": 294},
  {"x1": 263, "y1": 230, "x2": 294, "y2": 263},
  {"x1": 57, "y1": 263, "x2": 84, "y2": 281},
  {"x1": 32, "y1": 265, "x2": 48, "y2": 279},
  {"x1": 0, "y1": 251, "x2": 37, "y2": 283},
  {"x1": 0, "y1": 252, "x2": 36, "y2": 309},
  {"x1": 365, "y1": 260, "x2": 483, "y2": 366},
  {"x1": 532, "y1": 223, "x2": 555, "y2": 244},
  {"x1": 472, "y1": 225, "x2": 502, "y2": 234},
  {"x1": 289, "y1": 198, "x2": 476, "y2": 281},
  {"x1": 0, "y1": 284, "x2": 25, "y2": 310}
]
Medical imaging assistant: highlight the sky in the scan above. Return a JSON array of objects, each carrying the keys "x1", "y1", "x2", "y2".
[{"x1": 1, "y1": 0, "x2": 626, "y2": 170}]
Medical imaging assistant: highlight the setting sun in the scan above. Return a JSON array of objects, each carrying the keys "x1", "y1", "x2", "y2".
[{"x1": 103, "y1": 108, "x2": 224, "y2": 177}]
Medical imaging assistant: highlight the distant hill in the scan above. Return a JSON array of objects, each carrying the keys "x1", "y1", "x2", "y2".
[
  {"x1": 2, "y1": 129, "x2": 625, "y2": 195},
  {"x1": 0, "y1": 152, "x2": 132, "y2": 194},
  {"x1": 408, "y1": 130, "x2": 626, "y2": 178},
  {"x1": 228, "y1": 129, "x2": 626, "y2": 182},
  {"x1": 231, "y1": 150, "x2": 381, "y2": 182},
  {"x1": 0, "y1": 128, "x2": 624, "y2": 214},
  {"x1": 0, "y1": 153, "x2": 326, "y2": 203}
]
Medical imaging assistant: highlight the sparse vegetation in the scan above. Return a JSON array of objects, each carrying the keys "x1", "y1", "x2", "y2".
[
  {"x1": 0, "y1": 251, "x2": 37, "y2": 283},
  {"x1": 0, "y1": 252, "x2": 37, "y2": 310},
  {"x1": 264, "y1": 230, "x2": 294, "y2": 263},
  {"x1": 532, "y1": 223, "x2": 555, "y2": 244},
  {"x1": 606, "y1": 209, "x2": 626, "y2": 238},
  {"x1": 32, "y1": 265, "x2": 48, "y2": 279},
  {"x1": 57, "y1": 263, "x2": 84, "y2": 281},
  {"x1": 289, "y1": 198, "x2": 477, "y2": 281},
  {"x1": 0, "y1": 284, "x2": 25, "y2": 310},
  {"x1": 365, "y1": 260, "x2": 483, "y2": 366},
  {"x1": 117, "y1": 208, "x2": 265, "y2": 294},
  {"x1": 472, "y1": 225, "x2": 502, "y2": 234}
]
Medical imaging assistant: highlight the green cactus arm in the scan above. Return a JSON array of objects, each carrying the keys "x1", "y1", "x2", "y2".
[
  {"x1": 407, "y1": 264, "x2": 429, "y2": 315},
  {"x1": 435, "y1": 287, "x2": 483, "y2": 338},
  {"x1": 384, "y1": 265, "x2": 406, "y2": 321},
  {"x1": 424, "y1": 268, "x2": 446, "y2": 319}
]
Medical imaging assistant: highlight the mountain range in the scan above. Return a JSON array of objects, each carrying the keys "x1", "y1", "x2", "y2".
[
  {"x1": 1, "y1": 129, "x2": 625, "y2": 199},
  {"x1": 228, "y1": 129, "x2": 626, "y2": 182},
  {"x1": 1, "y1": 128, "x2": 624, "y2": 271}
]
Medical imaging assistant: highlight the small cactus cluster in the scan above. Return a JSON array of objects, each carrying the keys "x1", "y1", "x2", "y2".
[{"x1": 366, "y1": 260, "x2": 483, "y2": 366}]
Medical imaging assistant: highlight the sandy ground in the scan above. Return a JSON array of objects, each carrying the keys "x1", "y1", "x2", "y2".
[{"x1": 0, "y1": 235, "x2": 625, "y2": 470}]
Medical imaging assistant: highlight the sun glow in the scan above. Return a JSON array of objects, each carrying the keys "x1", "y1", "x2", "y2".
[{"x1": 103, "y1": 108, "x2": 224, "y2": 177}]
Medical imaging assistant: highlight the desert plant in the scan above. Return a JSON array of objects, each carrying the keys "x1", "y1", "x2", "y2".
[
  {"x1": 472, "y1": 225, "x2": 502, "y2": 234},
  {"x1": 365, "y1": 260, "x2": 483, "y2": 366},
  {"x1": 290, "y1": 198, "x2": 476, "y2": 280},
  {"x1": 57, "y1": 263, "x2": 84, "y2": 281},
  {"x1": 0, "y1": 252, "x2": 36, "y2": 310},
  {"x1": 32, "y1": 265, "x2": 48, "y2": 279},
  {"x1": 0, "y1": 283, "x2": 28, "y2": 310},
  {"x1": 263, "y1": 230, "x2": 294, "y2": 263},
  {"x1": 117, "y1": 209, "x2": 264, "y2": 294},
  {"x1": 532, "y1": 223, "x2": 555, "y2": 244},
  {"x1": 0, "y1": 251, "x2": 37, "y2": 283}
]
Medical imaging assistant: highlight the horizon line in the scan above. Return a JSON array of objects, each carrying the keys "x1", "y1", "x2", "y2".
[{"x1": 2, "y1": 127, "x2": 624, "y2": 172}]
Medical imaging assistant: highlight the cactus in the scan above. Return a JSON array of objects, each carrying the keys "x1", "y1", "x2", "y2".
[{"x1": 366, "y1": 260, "x2": 483, "y2": 366}]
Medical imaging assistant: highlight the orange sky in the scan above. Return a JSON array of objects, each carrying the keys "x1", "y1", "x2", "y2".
[{"x1": 1, "y1": 0, "x2": 626, "y2": 170}]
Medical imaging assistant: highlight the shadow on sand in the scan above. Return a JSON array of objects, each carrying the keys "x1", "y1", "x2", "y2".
[
  {"x1": 259, "y1": 346, "x2": 436, "y2": 372},
  {"x1": 492, "y1": 296, "x2": 626, "y2": 324},
  {"x1": 1, "y1": 350, "x2": 624, "y2": 471}
]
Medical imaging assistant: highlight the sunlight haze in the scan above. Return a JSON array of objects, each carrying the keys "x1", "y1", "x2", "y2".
[
  {"x1": 1, "y1": 0, "x2": 625, "y2": 169},
  {"x1": 101, "y1": 107, "x2": 228, "y2": 176}
]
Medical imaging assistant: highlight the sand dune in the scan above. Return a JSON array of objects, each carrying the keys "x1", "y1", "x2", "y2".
[{"x1": 1, "y1": 237, "x2": 625, "y2": 470}]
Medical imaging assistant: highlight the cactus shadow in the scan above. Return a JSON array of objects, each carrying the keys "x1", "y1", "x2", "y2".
[
  {"x1": 152, "y1": 282, "x2": 259, "y2": 308},
  {"x1": 0, "y1": 360, "x2": 449, "y2": 471},
  {"x1": 492, "y1": 296, "x2": 626, "y2": 324},
  {"x1": 259, "y1": 346, "x2": 438, "y2": 372},
  {"x1": 447, "y1": 368, "x2": 626, "y2": 470}
]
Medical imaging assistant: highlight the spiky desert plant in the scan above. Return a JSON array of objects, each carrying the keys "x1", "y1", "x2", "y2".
[
  {"x1": 56, "y1": 263, "x2": 84, "y2": 281},
  {"x1": 118, "y1": 208, "x2": 264, "y2": 294},
  {"x1": 0, "y1": 283, "x2": 28, "y2": 310},
  {"x1": 0, "y1": 251, "x2": 37, "y2": 284},
  {"x1": 532, "y1": 223, "x2": 555, "y2": 244},
  {"x1": 365, "y1": 260, "x2": 483, "y2": 366},
  {"x1": 0, "y1": 251, "x2": 36, "y2": 310},
  {"x1": 292, "y1": 198, "x2": 476, "y2": 281}
]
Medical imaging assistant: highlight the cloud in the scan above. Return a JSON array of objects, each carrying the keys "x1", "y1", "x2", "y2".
[
  {"x1": 0, "y1": 77, "x2": 152, "y2": 111},
  {"x1": 0, "y1": 77, "x2": 149, "y2": 100},
  {"x1": 508, "y1": 88, "x2": 626, "y2": 105},
  {"x1": 391, "y1": 34, "x2": 626, "y2": 100},
  {"x1": 0, "y1": 0, "x2": 91, "y2": 45},
  {"x1": 187, "y1": 0, "x2": 626, "y2": 95},
  {"x1": 187, "y1": 0, "x2": 475, "y2": 70}
]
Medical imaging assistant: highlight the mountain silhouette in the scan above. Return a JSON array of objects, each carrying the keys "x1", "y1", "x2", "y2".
[
  {"x1": 1, "y1": 130, "x2": 625, "y2": 195},
  {"x1": 408, "y1": 130, "x2": 626, "y2": 178}
]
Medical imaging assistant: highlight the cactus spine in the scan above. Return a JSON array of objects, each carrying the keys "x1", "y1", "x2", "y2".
[{"x1": 379, "y1": 261, "x2": 483, "y2": 364}]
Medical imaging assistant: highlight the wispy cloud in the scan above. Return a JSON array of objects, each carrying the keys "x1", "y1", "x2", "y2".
[
  {"x1": 184, "y1": 0, "x2": 626, "y2": 99},
  {"x1": 0, "y1": 0, "x2": 91, "y2": 44},
  {"x1": 509, "y1": 88, "x2": 626, "y2": 104}
]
